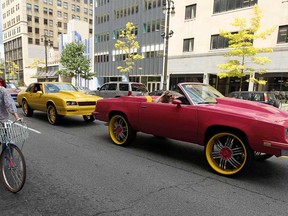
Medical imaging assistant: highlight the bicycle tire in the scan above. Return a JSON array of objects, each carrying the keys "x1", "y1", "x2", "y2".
[{"x1": 0, "y1": 144, "x2": 26, "y2": 193}]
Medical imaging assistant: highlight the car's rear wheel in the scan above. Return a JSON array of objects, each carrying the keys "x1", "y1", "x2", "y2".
[
  {"x1": 83, "y1": 115, "x2": 95, "y2": 122},
  {"x1": 205, "y1": 131, "x2": 252, "y2": 176},
  {"x1": 253, "y1": 152, "x2": 273, "y2": 161},
  {"x1": 47, "y1": 104, "x2": 60, "y2": 125},
  {"x1": 22, "y1": 99, "x2": 33, "y2": 117},
  {"x1": 108, "y1": 115, "x2": 136, "y2": 146}
]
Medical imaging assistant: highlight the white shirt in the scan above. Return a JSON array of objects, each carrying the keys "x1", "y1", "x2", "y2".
[{"x1": 0, "y1": 86, "x2": 17, "y2": 123}]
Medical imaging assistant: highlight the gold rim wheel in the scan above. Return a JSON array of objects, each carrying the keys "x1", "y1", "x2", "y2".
[
  {"x1": 205, "y1": 132, "x2": 248, "y2": 176},
  {"x1": 109, "y1": 115, "x2": 129, "y2": 145}
]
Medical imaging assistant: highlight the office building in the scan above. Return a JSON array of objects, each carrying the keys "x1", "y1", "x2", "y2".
[
  {"x1": 168, "y1": 0, "x2": 288, "y2": 94},
  {"x1": 1, "y1": 0, "x2": 93, "y2": 85},
  {"x1": 93, "y1": 0, "x2": 166, "y2": 91}
]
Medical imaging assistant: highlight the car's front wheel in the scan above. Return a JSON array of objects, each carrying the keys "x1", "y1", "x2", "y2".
[
  {"x1": 83, "y1": 115, "x2": 95, "y2": 122},
  {"x1": 22, "y1": 99, "x2": 33, "y2": 117},
  {"x1": 108, "y1": 114, "x2": 136, "y2": 146},
  {"x1": 205, "y1": 131, "x2": 252, "y2": 176},
  {"x1": 47, "y1": 104, "x2": 60, "y2": 125}
]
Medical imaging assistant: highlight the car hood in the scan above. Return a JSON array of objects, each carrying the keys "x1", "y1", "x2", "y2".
[
  {"x1": 53, "y1": 90, "x2": 100, "y2": 100},
  {"x1": 7, "y1": 88, "x2": 20, "y2": 94},
  {"x1": 213, "y1": 97, "x2": 288, "y2": 123}
]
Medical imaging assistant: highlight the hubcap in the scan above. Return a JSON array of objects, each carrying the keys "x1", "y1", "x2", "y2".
[
  {"x1": 220, "y1": 147, "x2": 232, "y2": 160},
  {"x1": 116, "y1": 125, "x2": 123, "y2": 134},
  {"x1": 49, "y1": 108, "x2": 55, "y2": 123}
]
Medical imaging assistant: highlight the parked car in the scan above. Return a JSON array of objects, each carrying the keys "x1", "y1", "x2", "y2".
[
  {"x1": 17, "y1": 82, "x2": 102, "y2": 125},
  {"x1": 89, "y1": 82, "x2": 149, "y2": 98},
  {"x1": 6, "y1": 82, "x2": 21, "y2": 106},
  {"x1": 92, "y1": 82, "x2": 288, "y2": 176},
  {"x1": 228, "y1": 91, "x2": 281, "y2": 108},
  {"x1": 75, "y1": 86, "x2": 91, "y2": 94}
]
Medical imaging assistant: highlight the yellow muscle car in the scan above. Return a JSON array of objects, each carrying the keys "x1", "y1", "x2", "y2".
[{"x1": 17, "y1": 82, "x2": 102, "y2": 125}]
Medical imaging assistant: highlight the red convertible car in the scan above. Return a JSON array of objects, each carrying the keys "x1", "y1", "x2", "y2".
[{"x1": 92, "y1": 83, "x2": 288, "y2": 176}]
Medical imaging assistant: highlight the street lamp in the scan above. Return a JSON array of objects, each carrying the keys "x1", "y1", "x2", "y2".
[
  {"x1": 43, "y1": 34, "x2": 49, "y2": 82},
  {"x1": 161, "y1": 0, "x2": 175, "y2": 90}
]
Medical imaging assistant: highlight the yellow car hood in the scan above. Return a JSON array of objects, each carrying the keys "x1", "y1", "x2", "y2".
[{"x1": 56, "y1": 90, "x2": 98, "y2": 100}]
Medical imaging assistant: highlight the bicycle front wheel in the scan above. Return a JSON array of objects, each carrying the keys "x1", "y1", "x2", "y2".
[{"x1": 0, "y1": 144, "x2": 26, "y2": 193}]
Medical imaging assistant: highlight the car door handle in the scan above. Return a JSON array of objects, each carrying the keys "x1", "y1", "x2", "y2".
[{"x1": 141, "y1": 105, "x2": 147, "y2": 108}]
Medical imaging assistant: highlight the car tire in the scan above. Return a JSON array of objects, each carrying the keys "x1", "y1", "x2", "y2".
[
  {"x1": 253, "y1": 152, "x2": 273, "y2": 161},
  {"x1": 22, "y1": 99, "x2": 33, "y2": 117},
  {"x1": 83, "y1": 115, "x2": 95, "y2": 122},
  {"x1": 205, "y1": 131, "x2": 253, "y2": 176},
  {"x1": 108, "y1": 114, "x2": 136, "y2": 146},
  {"x1": 47, "y1": 104, "x2": 60, "y2": 125}
]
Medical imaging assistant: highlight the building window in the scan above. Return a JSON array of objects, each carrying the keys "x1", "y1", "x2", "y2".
[
  {"x1": 76, "y1": 5, "x2": 80, "y2": 12},
  {"x1": 27, "y1": 15, "x2": 32, "y2": 21},
  {"x1": 28, "y1": 38, "x2": 33, "y2": 44},
  {"x1": 213, "y1": 0, "x2": 258, "y2": 14},
  {"x1": 183, "y1": 38, "x2": 194, "y2": 52},
  {"x1": 35, "y1": 39, "x2": 40, "y2": 45},
  {"x1": 57, "y1": 0, "x2": 62, "y2": 6},
  {"x1": 185, "y1": 4, "x2": 196, "y2": 20},
  {"x1": 57, "y1": 11, "x2": 62, "y2": 17},
  {"x1": 26, "y1": 3, "x2": 32, "y2": 10},
  {"x1": 28, "y1": 26, "x2": 32, "y2": 33},
  {"x1": 34, "y1": 5, "x2": 39, "y2": 13},
  {"x1": 35, "y1": 28, "x2": 39, "y2": 34},
  {"x1": 210, "y1": 34, "x2": 229, "y2": 49},
  {"x1": 84, "y1": 8, "x2": 88, "y2": 14},
  {"x1": 35, "y1": 16, "x2": 39, "y2": 23},
  {"x1": 44, "y1": 19, "x2": 48, "y2": 25},
  {"x1": 64, "y1": 12, "x2": 68, "y2": 19},
  {"x1": 63, "y1": 2, "x2": 68, "y2": 9},
  {"x1": 43, "y1": 7, "x2": 48, "y2": 14},
  {"x1": 57, "y1": 22, "x2": 62, "y2": 27},
  {"x1": 49, "y1": 8, "x2": 53, "y2": 15},
  {"x1": 277, "y1": 25, "x2": 288, "y2": 44},
  {"x1": 49, "y1": 20, "x2": 53, "y2": 26}
]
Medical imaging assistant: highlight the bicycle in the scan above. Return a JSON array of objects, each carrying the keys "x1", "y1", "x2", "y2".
[{"x1": 0, "y1": 120, "x2": 29, "y2": 193}]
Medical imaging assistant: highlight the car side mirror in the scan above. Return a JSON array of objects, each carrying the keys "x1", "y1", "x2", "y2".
[{"x1": 172, "y1": 99, "x2": 182, "y2": 108}]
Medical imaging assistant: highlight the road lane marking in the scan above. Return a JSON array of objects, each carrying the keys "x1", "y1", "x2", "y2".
[
  {"x1": 27, "y1": 127, "x2": 41, "y2": 134},
  {"x1": 13, "y1": 121, "x2": 41, "y2": 134}
]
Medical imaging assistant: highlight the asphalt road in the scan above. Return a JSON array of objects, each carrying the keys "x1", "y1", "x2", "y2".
[{"x1": 1, "y1": 109, "x2": 288, "y2": 216}]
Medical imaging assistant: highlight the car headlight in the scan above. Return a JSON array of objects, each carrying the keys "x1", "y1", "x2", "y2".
[{"x1": 66, "y1": 101, "x2": 78, "y2": 106}]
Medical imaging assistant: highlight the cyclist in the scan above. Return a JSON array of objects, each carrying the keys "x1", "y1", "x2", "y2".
[{"x1": 0, "y1": 84, "x2": 21, "y2": 123}]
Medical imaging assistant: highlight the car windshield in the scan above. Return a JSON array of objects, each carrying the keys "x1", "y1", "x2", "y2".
[
  {"x1": 181, "y1": 83, "x2": 224, "y2": 104},
  {"x1": 45, "y1": 83, "x2": 77, "y2": 93},
  {"x1": 131, "y1": 84, "x2": 148, "y2": 93},
  {"x1": 6, "y1": 83, "x2": 18, "y2": 89}
]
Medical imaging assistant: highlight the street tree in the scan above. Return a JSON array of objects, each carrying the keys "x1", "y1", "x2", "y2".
[
  {"x1": 30, "y1": 59, "x2": 46, "y2": 70},
  {"x1": 217, "y1": 5, "x2": 275, "y2": 91},
  {"x1": 114, "y1": 22, "x2": 142, "y2": 81},
  {"x1": 57, "y1": 42, "x2": 94, "y2": 84},
  {"x1": 5, "y1": 61, "x2": 20, "y2": 84},
  {"x1": 0, "y1": 62, "x2": 4, "y2": 77}
]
